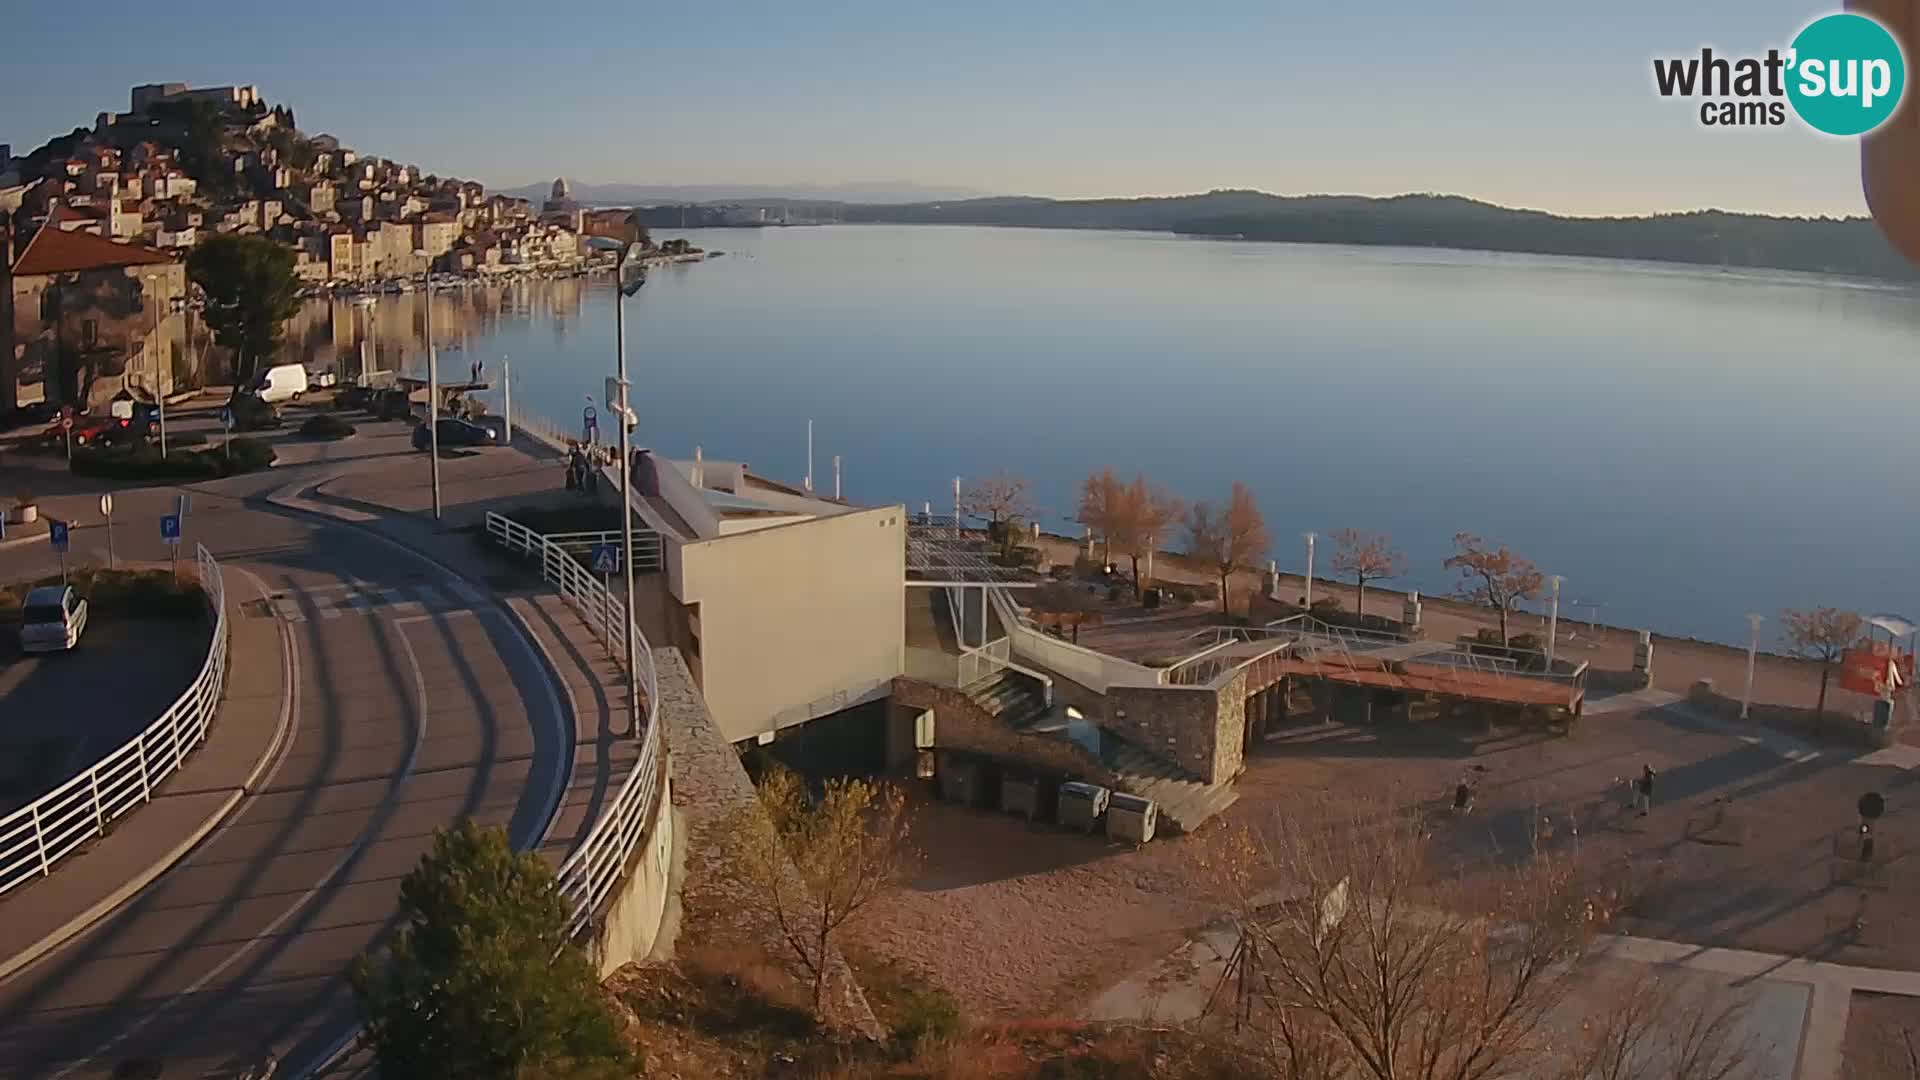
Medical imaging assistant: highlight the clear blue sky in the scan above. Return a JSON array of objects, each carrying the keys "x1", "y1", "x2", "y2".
[{"x1": 0, "y1": 0, "x2": 1873, "y2": 216}]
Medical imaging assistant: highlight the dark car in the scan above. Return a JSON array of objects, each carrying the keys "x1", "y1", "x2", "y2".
[
  {"x1": 227, "y1": 392, "x2": 284, "y2": 431},
  {"x1": 413, "y1": 417, "x2": 496, "y2": 451},
  {"x1": 95, "y1": 403, "x2": 162, "y2": 447}
]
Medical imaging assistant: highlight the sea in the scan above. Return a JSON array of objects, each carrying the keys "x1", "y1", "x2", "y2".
[{"x1": 284, "y1": 224, "x2": 1920, "y2": 645}]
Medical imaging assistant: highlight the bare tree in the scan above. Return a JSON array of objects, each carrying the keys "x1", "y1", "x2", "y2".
[
  {"x1": 962, "y1": 471, "x2": 1032, "y2": 558},
  {"x1": 1075, "y1": 468, "x2": 1125, "y2": 564},
  {"x1": 1115, "y1": 472, "x2": 1184, "y2": 600},
  {"x1": 1187, "y1": 483, "x2": 1270, "y2": 617},
  {"x1": 1552, "y1": 966, "x2": 1755, "y2": 1080},
  {"x1": 1445, "y1": 532, "x2": 1545, "y2": 644},
  {"x1": 726, "y1": 766, "x2": 916, "y2": 1011},
  {"x1": 1779, "y1": 607, "x2": 1865, "y2": 727},
  {"x1": 1330, "y1": 528, "x2": 1405, "y2": 619},
  {"x1": 1194, "y1": 800, "x2": 1755, "y2": 1080}
]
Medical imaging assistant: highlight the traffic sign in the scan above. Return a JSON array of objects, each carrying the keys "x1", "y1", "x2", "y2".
[
  {"x1": 590, "y1": 542, "x2": 622, "y2": 574},
  {"x1": 99, "y1": 494, "x2": 113, "y2": 517},
  {"x1": 49, "y1": 520, "x2": 70, "y2": 554},
  {"x1": 218, "y1": 406, "x2": 233, "y2": 429},
  {"x1": 57, "y1": 415, "x2": 73, "y2": 432},
  {"x1": 160, "y1": 514, "x2": 182, "y2": 546}
]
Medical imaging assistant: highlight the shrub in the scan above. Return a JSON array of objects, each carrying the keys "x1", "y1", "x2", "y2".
[
  {"x1": 70, "y1": 437, "x2": 275, "y2": 481},
  {"x1": 0, "y1": 567, "x2": 205, "y2": 621},
  {"x1": 300, "y1": 413, "x2": 356, "y2": 439},
  {"x1": 891, "y1": 987, "x2": 962, "y2": 1054},
  {"x1": 168, "y1": 431, "x2": 211, "y2": 448}
]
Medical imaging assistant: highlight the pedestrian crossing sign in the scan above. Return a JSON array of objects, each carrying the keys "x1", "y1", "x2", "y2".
[{"x1": 590, "y1": 543, "x2": 621, "y2": 574}]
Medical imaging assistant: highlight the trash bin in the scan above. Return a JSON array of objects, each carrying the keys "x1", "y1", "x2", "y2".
[
  {"x1": 1107, "y1": 792, "x2": 1158, "y2": 844},
  {"x1": 1001, "y1": 774, "x2": 1041, "y2": 821},
  {"x1": 1058, "y1": 781, "x2": 1110, "y2": 833},
  {"x1": 938, "y1": 754, "x2": 982, "y2": 806},
  {"x1": 1143, "y1": 587, "x2": 1162, "y2": 609}
]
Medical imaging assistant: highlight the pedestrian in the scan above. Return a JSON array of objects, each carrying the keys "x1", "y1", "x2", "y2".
[
  {"x1": 565, "y1": 442, "x2": 582, "y2": 491},
  {"x1": 1637, "y1": 764, "x2": 1655, "y2": 816},
  {"x1": 1452, "y1": 778, "x2": 1475, "y2": 814}
]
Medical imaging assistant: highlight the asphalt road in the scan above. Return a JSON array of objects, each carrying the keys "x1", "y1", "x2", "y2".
[
  {"x1": 0, "y1": 473, "x2": 570, "y2": 1078},
  {"x1": 0, "y1": 617, "x2": 210, "y2": 815}
]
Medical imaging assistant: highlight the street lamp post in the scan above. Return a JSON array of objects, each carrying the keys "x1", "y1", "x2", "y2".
[
  {"x1": 1546, "y1": 575, "x2": 1563, "y2": 669},
  {"x1": 602, "y1": 241, "x2": 647, "y2": 738},
  {"x1": 426, "y1": 277, "x2": 442, "y2": 519},
  {"x1": 1742, "y1": 614, "x2": 1763, "y2": 719},
  {"x1": 1304, "y1": 532, "x2": 1317, "y2": 612}
]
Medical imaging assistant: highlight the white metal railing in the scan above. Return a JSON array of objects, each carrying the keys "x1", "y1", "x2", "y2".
[
  {"x1": 545, "y1": 529, "x2": 664, "y2": 573},
  {"x1": 0, "y1": 546, "x2": 228, "y2": 896},
  {"x1": 486, "y1": 511, "x2": 664, "y2": 939}
]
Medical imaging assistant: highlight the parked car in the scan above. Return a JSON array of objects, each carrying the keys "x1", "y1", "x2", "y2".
[
  {"x1": 20, "y1": 584, "x2": 88, "y2": 653},
  {"x1": 95, "y1": 403, "x2": 163, "y2": 447},
  {"x1": 250, "y1": 363, "x2": 309, "y2": 404},
  {"x1": 42, "y1": 413, "x2": 115, "y2": 448},
  {"x1": 413, "y1": 416, "x2": 496, "y2": 451}
]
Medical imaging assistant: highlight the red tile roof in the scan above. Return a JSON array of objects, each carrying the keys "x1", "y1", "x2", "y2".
[{"x1": 11, "y1": 226, "x2": 176, "y2": 275}]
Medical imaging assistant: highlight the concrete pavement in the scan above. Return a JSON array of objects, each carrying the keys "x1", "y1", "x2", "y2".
[{"x1": 0, "y1": 414, "x2": 580, "y2": 1078}]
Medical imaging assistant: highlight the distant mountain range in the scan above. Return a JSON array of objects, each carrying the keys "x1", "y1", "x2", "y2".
[
  {"x1": 498, "y1": 179, "x2": 997, "y2": 206},
  {"x1": 832, "y1": 191, "x2": 1918, "y2": 282}
]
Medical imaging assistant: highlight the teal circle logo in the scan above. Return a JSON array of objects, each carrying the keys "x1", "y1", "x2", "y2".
[{"x1": 1787, "y1": 13, "x2": 1906, "y2": 136}]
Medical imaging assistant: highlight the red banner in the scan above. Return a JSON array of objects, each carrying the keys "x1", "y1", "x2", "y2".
[{"x1": 1840, "y1": 645, "x2": 1914, "y2": 697}]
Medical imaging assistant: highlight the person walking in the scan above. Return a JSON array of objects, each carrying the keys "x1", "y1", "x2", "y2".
[{"x1": 1637, "y1": 764, "x2": 1656, "y2": 816}]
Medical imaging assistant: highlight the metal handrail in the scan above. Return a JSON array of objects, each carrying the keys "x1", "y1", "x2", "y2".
[
  {"x1": 485, "y1": 511, "x2": 664, "y2": 939},
  {"x1": 543, "y1": 530, "x2": 664, "y2": 572},
  {"x1": 0, "y1": 546, "x2": 228, "y2": 896}
]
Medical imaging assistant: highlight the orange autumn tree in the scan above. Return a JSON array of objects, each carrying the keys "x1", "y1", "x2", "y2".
[{"x1": 1187, "y1": 482, "x2": 1270, "y2": 617}]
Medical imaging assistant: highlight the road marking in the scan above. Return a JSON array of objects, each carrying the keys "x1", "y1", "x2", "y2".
[{"x1": 49, "y1": 598, "x2": 431, "y2": 1080}]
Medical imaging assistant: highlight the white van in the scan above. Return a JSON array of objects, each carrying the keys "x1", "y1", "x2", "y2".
[{"x1": 253, "y1": 363, "x2": 309, "y2": 404}]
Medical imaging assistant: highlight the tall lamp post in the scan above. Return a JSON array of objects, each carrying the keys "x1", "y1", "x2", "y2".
[
  {"x1": 1742, "y1": 614, "x2": 1763, "y2": 720},
  {"x1": 426, "y1": 276, "x2": 442, "y2": 519},
  {"x1": 588, "y1": 235, "x2": 648, "y2": 738},
  {"x1": 1546, "y1": 575, "x2": 1563, "y2": 669},
  {"x1": 1303, "y1": 532, "x2": 1317, "y2": 612}
]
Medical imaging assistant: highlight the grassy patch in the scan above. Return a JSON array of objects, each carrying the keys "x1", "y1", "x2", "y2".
[
  {"x1": 70, "y1": 437, "x2": 275, "y2": 481},
  {"x1": 0, "y1": 565, "x2": 205, "y2": 621}
]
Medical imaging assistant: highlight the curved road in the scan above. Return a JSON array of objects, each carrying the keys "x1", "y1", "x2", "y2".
[{"x1": 0, "y1": 479, "x2": 570, "y2": 1078}]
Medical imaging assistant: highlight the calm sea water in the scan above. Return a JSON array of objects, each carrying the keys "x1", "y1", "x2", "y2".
[{"x1": 320, "y1": 225, "x2": 1920, "y2": 644}]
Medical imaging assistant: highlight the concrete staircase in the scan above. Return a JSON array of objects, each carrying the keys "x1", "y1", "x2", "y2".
[
  {"x1": 1098, "y1": 742, "x2": 1239, "y2": 834},
  {"x1": 964, "y1": 669, "x2": 1051, "y2": 730},
  {"x1": 967, "y1": 670, "x2": 1239, "y2": 834}
]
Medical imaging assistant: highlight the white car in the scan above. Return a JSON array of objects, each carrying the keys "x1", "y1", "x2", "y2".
[{"x1": 20, "y1": 585, "x2": 88, "y2": 653}]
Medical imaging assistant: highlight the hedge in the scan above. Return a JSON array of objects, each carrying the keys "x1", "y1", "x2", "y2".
[
  {"x1": 71, "y1": 437, "x2": 276, "y2": 480},
  {"x1": 300, "y1": 413, "x2": 356, "y2": 439}
]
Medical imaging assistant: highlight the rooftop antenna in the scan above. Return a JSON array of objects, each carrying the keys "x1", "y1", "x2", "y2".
[{"x1": 833, "y1": 454, "x2": 841, "y2": 500}]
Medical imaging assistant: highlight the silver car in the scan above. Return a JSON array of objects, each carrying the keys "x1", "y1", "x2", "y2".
[{"x1": 20, "y1": 584, "x2": 88, "y2": 653}]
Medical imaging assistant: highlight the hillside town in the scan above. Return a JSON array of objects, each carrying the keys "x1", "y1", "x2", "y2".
[
  {"x1": 1, "y1": 83, "x2": 597, "y2": 283},
  {"x1": 0, "y1": 83, "x2": 672, "y2": 413}
]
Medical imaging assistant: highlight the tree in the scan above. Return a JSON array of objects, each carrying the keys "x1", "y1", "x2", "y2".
[
  {"x1": 1196, "y1": 800, "x2": 1754, "y2": 1080},
  {"x1": 1780, "y1": 607, "x2": 1865, "y2": 727},
  {"x1": 1331, "y1": 529, "x2": 1406, "y2": 619},
  {"x1": 187, "y1": 234, "x2": 300, "y2": 384},
  {"x1": 962, "y1": 471, "x2": 1032, "y2": 561},
  {"x1": 729, "y1": 766, "x2": 915, "y2": 1012},
  {"x1": 1115, "y1": 473, "x2": 1183, "y2": 600},
  {"x1": 1187, "y1": 482, "x2": 1270, "y2": 617},
  {"x1": 349, "y1": 820, "x2": 629, "y2": 1080},
  {"x1": 1444, "y1": 532, "x2": 1544, "y2": 644},
  {"x1": 1075, "y1": 468, "x2": 1125, "y2": 563}
]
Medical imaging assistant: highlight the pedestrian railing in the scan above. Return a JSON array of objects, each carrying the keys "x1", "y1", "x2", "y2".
[
  {"x1": 544, "y1": 529, "x2": 664, "y2": 573},
  {"x1": 485, "y1": 511, "x2": 664, "y2": 939},
  {"x1": 0, "y1": 545, "x2": 228, "y2": 896}
]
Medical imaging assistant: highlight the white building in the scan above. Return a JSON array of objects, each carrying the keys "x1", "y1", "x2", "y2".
[{"x1": 618, "y1": 450, "x2": 907, "y2": 744}]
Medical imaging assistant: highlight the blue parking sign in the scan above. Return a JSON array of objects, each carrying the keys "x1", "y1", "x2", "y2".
[
  {"x1": 590, "y1": 542, "x2": 621, "y2": 574},
  {"x1": 160, "y1": 514, "x2": 182, "y2": 546},
  {"x1": 48, "y1": 519, "x2": 69, "y2": 553}
]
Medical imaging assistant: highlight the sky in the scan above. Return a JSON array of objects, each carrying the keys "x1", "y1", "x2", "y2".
[{"x1": 0, "y1": 0, "x2": 1878, "y2": 217}]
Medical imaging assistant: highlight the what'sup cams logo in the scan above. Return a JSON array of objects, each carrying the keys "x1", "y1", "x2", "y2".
[{"x1": 1654, "y1": 11, "x2": 1907, "y2": 135}]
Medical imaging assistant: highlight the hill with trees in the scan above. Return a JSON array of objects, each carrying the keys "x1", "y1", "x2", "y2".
[{"x1": 836, "y1": 190, "x2": 1918, "y2": 281}]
